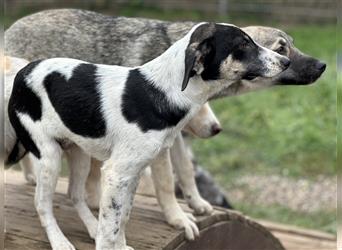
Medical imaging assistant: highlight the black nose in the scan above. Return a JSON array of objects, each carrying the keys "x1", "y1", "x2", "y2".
[
  {"x1": 211, "y1": 123, "x2": 222, "y2": 135},
  {"x1": 211, "y1": 124, "x2": 222, "y2": 136},
  {"x1": 281, "y1": 58, "x2": 291, "y2": 68},
  {"x1": 316, "y1": 61, "x2": 327, "y2": 72}
]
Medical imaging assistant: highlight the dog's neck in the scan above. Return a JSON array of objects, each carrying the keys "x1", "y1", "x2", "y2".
[
  {"x1": 139, "y1": 32, "x2": 214, "y2": 110},
  {"x1": 138, "y1": 24, "x2": 238, "y2": 111}
]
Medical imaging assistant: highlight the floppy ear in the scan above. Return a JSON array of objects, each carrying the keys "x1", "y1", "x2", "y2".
[{"x1": 182, "y1": 23, "x2": 216, "y2": 91}]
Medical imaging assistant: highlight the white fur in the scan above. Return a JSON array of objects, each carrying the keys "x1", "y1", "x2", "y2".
[
  {"x1": 5, "y1": 55, "x2": 220, "y2": 241},
  {"x1": 7, "y1": 23, "x2": 288, "y2": 250},
  {"x1": 184, "y1": 102, "x2": 221, "y2": 138}
]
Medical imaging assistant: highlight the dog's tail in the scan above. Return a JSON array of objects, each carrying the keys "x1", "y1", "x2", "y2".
[
  {"x1": 5, "y1": 139, "x2": 27, "y2": 167},
  {"x1": 5, "y1": 56, "x2": 30, "y2": 167},
  {"x1": 5, "y1": 105, "x2": 29, "y2": 166}
]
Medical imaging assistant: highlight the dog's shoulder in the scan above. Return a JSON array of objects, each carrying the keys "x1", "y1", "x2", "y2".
[{"x1": 121, "y1": 68, "x2": 189, "y2": 132}]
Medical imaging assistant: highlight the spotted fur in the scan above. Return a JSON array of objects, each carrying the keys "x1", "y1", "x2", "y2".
[{"x1": 7, "y1": 23, "x2": 289, "y2": 250}]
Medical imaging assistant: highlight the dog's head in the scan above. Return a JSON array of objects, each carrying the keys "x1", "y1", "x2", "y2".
[
  {"x1": 242, "y1": 26, "x2": 326, "y2": 86},
  {"x1": 181, "y1": 23, "x2": 290, "y2": 93},
  {"x1": 183, "y1": 102, "x2": 222, "y2": 138},
  {"x1": 209, "y1": 26, "x2": 327, "y2": 98}
]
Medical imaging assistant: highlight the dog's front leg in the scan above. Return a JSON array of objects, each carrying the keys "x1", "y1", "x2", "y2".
[
  {"x1": 96, "y1": 158, "x2": 139, "y2": 250},
  {"x1": 170, "y1": 134, "x2": 213, "y2": 215},
  {"x1": 151, "y1": 149, "x2": 199, "y2": 240}
]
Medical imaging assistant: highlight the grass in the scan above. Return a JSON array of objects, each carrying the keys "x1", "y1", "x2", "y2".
[
  {"x1": 4, "y1": 4, "x2": 337, "y2": 234},
  {"x1": 118, "y1": 6, "x2": 338, "y2": 232},
  {"x1": 190, "y1": 24, "x2": 336, "y2": 233},
  {"x1": 192, "y1": 25, "x2": 336, "y2": 180},
  {"x1": 236, "y1": 202, "x2": 336, "y2": 235}
]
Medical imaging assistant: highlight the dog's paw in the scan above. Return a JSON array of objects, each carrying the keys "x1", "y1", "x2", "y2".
[
  {"x1": 184, "y1": 212, "x2": 197, "y2": 222},
  {"x1": 187, "y1": 197, "x2": 213, "y2": 215},
  {"x1": 48, "y1": 227, "x2": 75, "y2": 250},
  {"x1": 25, "y1": 173, "x2": 37, "y2": 185},
  {"x1": 87, "y1": 220, "x2": 98, "y2": 240},
  {"x1": 113, "y1": 245, "x2": 134, "y2": 250},
  {"x1": 123, "y1": 246, "x2": 134, "y2": 250},
  {"x1": 51, "y1": 238, "x2": 75, "y2": 250},
  {"x1": 86, "y1": 193, "x2": 100, "y2": 209},
  {"x1": 166, "y1": 212, "x2": 199, "y2": 240}
]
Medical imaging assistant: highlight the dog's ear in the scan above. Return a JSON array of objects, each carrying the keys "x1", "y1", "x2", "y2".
[{"x1": 182, "y1": 23, "x2": 216, "y2": 91}]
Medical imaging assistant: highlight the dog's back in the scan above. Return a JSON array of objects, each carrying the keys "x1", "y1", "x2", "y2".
[{"x1": 5, "y1": 9, "x2": 194, "y2": 66}]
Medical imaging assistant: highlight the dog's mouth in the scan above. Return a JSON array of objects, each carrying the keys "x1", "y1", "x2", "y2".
[{"x1": 242, "y1": 73, "x2": 258, "y2": 80}]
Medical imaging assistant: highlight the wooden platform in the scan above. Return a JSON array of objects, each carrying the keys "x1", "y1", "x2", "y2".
[{"x1": 4, "y1": 170, "x2": 336, "y2": 250}]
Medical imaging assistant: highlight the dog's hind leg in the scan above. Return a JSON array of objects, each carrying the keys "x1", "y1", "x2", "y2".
[
  {"x1": 170, "y1": 134, "x2": 213, "y2": 215},
  {"x1": 66, "y1": 145, "x2": 98, "y2": 239},
  {"x1": 85, "y1": 158, "x2": 103, "y2": 209},
  {"x1": 34, "y1": 140, "x2": 75, "y2": 250},
  {"x1": 20, "y1": 154, "x2": 37, "y2": 185},
  {"x1": 151, "y1": 148, "x2": 199, "y2": 240}
]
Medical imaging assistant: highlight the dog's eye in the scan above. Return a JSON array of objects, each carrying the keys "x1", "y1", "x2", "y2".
[
  {"x1": 239, "y1": 41, "x2": 250, "y2": 49},
  {"x1": 275, "y1": 46, "x2": 286, "y2": 54}
]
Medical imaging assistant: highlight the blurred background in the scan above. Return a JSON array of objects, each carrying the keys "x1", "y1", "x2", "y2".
[{"x1": 4, "y1": 0, "x2": 337, "y2": 234}]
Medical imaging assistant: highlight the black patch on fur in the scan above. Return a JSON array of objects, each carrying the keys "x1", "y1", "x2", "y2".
[
  {"x1": 111, "y1": 198, "x2": 122, "y2": 210},
  {"x1": 8, "y1": 60, "x2": 43, "y2": 160},
  {"x1": 121, "y1": 69, "x2": 188, "y2": 132},
  {"x1": 113, "y1": 228, "x2": 119, "y2": 235},
  {"x1": 116, "y1": 181, "x2": 129, "y2": 189},
  {"x1": 43, "y1": 63, "x2": 106, "y2": 138},
  {"x1": 5, "y1": 140, "x2": 25, "y2": 165},
  {"x1": 6, "y1": 140, "x2": 19, "y2": 164},
  {"x1": 193, "y1": 24, "x2": 261, "y2": 81}
]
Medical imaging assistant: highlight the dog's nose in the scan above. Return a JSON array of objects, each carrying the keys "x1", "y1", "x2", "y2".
[
  {"x1": 316, "y1": 61, "x2": 327, "y2": 72},
  {"x1": 211, "y1": 124, "x2": 222, "y2": 136},
  {"x1": 281, "y1": 57, "x2": 291, "y2": 69}
]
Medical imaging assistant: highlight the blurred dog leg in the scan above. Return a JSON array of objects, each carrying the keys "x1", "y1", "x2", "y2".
[
  {"x1": 20, "y1": 155, "x2": 37, "y2": 185},
  {"x1": 171, "y1": 134, "x2": 213, "y2": 215},
  {"x1": 150, "y1": 149, "x2": 199, "y2": 240},
  {"x1": 177, "y1": 135, "x2": 234, "y2": 209},
  {"x1": 85, "y1": 158, "x2": 103, "y2": 209}
]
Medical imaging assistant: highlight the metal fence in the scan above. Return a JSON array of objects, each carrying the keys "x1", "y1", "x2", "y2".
[
  {"x1": 141, "y1": 0, "x2": 336, "y2": 22},
  {"x1": 5, "y1": 0, "x2": 336, "y2": 23}
]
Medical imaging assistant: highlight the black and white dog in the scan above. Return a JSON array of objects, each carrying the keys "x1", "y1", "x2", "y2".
[
  {"x1": 4, "y1": 56, "x2": 222, "y2": 241},
  {"x1": 5, "y1": 10, "x2": 326, "y2": 212},
  {"x1": 6, "y1": 22, "x2": 289, "y2": 250}
]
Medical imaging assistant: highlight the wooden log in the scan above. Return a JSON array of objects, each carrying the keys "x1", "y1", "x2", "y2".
[{"x1": 4, "y1": 170, "x2": 334, "y2": 250}]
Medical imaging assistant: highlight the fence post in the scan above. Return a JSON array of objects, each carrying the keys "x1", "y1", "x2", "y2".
[{"x1": 217, "y1": 0, "x2": 228, "y2": 16}]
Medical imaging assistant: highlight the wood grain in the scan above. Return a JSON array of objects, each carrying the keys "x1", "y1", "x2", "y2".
[{"x1": 4, "y1": 170, "x2": 335, "y2": 249}]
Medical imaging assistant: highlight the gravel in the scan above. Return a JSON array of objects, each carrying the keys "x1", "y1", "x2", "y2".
[{"x1": 228, "y1": 175, "x2": 336, "y2": 213}]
